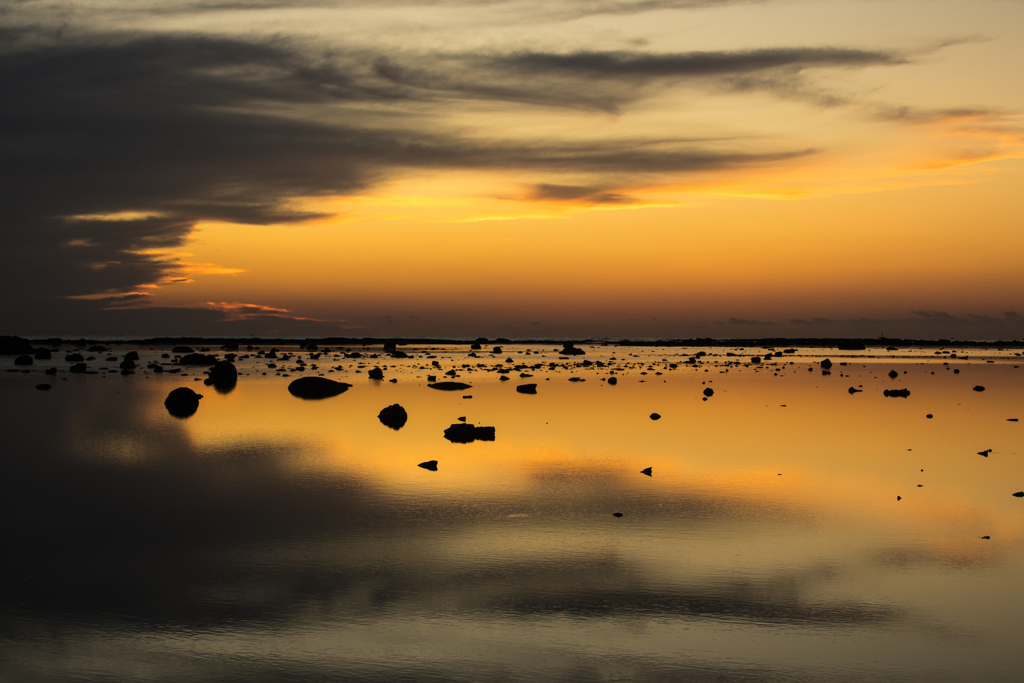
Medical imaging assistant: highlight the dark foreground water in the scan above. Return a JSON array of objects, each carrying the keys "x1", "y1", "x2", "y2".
[{"x1": 2, "y1": 343, "x2": 1023, "y2": 681}]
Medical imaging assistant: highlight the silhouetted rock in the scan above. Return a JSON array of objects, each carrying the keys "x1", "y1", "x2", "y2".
[
  {"x1": 288, "y1": 377, "x2": 352, "y2": 399},
  {"x1": 123, "y1": 351, "x2": 140, "y2": 361},
  {"x1": 751, "y1": 356, "x2": 761, "y2": 364},
  {"x1": 172, "y1": 346, "x2": 194, "y2": 354},
  {"x1": 14, "y1": 355, "x2": 32, "y2": 366},
  {"x1": 650, "y1": 412, "x2": 661, "y2": 420},
  {"x1": 378, "y1": 404, "x2": 408, "y2": 430},
  {"x1": 44, "y1": 367, "x2": 57, "y2": 375},
  {"x1": 978, "y1": 449, "x2": 992, "y2": 457},
  {"x1": 65, "y1": 353, "x2": 84, "y2": 362},
  {"x1": 206, "y1": 361, "x2": 237, "y2": 388},
  {"x1": 516, "y1": 383, "x2": 537, "y2": 394},
  {"x1": 837, "y1": 341, "x2": 866, "y2": 350},
  {"x1": 888, "y1": 370, "x2": 899, "y2": 379},
  {"x1": 0, "y1": 336, "x2": 33, "y2": 355},
  {"x1": 69, "y1": 363, "x2": 87, "y2": 373},
  {"x1": 973, "y1": 385, "x2": 986, "y2": 392},
  {"x1": 848, "y1": 387, "x2": 863, "y2": 394},
  {"x1": 120, "y1": 358, "x2": 136, "y2": 370},
  {"x1": 164, "y1": 387, "x2": 203, "y2": 417},
  {"x1": 443, "y1": 423, "x2": 496, "y2": 443},
  {"x1": 180, "y1": 353, "x2": 217, "y2": 366},
  {"x1": 429, "y1": 381, "x2": 472, "y2": 391},
  {"x1": 368, "y1": 367, "x2": 384, "y2": 380},
  {"x1": 499, "y1": 375, "x2": 510, "y2": 381},
  {"x1": 884, "y1": 388, "x2": 910, "y2": 398},
  {"x1": 33, "y1": 349, "x2": 51, "y2": 360},
  {"x1": 561, "y1": 343, "x2": 585, "y2": 355},
  {"x1": 418, "y1": 460, "x2": 438, "y2": 471},
  {"x1": 492, "y1": 346, "x2": 502, "y2": 354},
  {"x1": 612, "y1": 513, "x2": 623, "y2": 518},
  {"x1": 926, "y1": 414, "x2": 933, "y2": 419},
  {"x1": 641, "y1": 467, "x2": 652, "y2": 476},
  {"x1": 35, "y1": 384, "x2": 51, "y2": 391},
  {"x1": 607, "y1": 377, "x2": 617, "y2": 385},
  {"x1": 703, "y1": 387, "x2": 714, "y2": 397},
  {"x1": 390, "y1": 350, "x2": 409, "y2": 359},
  {"x1": 1014, "y1": 492, "x2": 1024, "y2": 498},
  {"x1": 820, "y1": 359, "x2": 832, "y2": 369},
  {"x1": 471, "y1": 343, "x2": 482, "y2": 350}
]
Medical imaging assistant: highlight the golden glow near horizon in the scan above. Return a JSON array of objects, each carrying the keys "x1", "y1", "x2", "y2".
[{"x1": 6, "y1": 0, "x2": 1023, "y2": 337}]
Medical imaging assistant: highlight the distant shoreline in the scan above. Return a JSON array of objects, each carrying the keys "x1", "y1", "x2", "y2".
[{"x1": 3, "y1": 334, "x2": 1022, "y2": 349}]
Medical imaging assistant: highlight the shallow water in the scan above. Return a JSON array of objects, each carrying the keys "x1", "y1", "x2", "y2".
[{"x1": 2, "y1": 343, "x2": 1023, "y2": 681}]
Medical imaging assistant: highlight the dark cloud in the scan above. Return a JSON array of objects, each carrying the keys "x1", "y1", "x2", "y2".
[{"x1": 528, "y1": 183, "x2": 638, "y2": 203}]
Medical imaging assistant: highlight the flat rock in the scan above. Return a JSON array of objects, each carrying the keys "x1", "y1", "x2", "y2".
[
  {"x1": 165, "y1": 387, "x2": 203, "y2": 417},
  {"x1": 288, "y1": 376, "x2": 352, "y2": 399},
  {"x1": 429, "y1": 381, "x2": 472, "y2": 391},
  {"x1": 179, "y1": 353, "x2": 218, "y2": 366},
  {"x1": 443, "y1": 423, "x2": 496, "y2": 443},
  {"x1": 14, "y1": 355, "x2": 33, "y2": 365},
  {"x1": 650, "y1": 412, "x2": 661, "y2": 420},
  {"x1": 884, "y1": 388, "x2": 910, "y2": 398},
  {"x1": 35, "y1": 383, "x2": 52, "y2": 391},
  {"x1": 418, "y1": 460, "x2": 438, "y2": 471},
  {"x1": 516, "y1": 383, "x2": 537, "y2": 394},
  {"x1": 641, "y1": 467, "x2": 652, "y2": 476},
  {"x1": 973, "y1": 385, "x2": 986, "y2": 392},
  {"x1": 172, "y1": 346, "x2": 194, "y2": 354},
  {"x1": 378, "y1": 403, "x2": 408, "y2": 430}
]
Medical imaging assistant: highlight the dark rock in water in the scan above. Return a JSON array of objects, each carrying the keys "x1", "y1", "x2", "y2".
[
  {"x1": 471, "y1": 343, "x2": 482, "y2": 350},
  {"x1": 607, "y1": 377, "x2": 617, "y2": 385},
  {"x1": 1009, "y1": 419, "x2": 1019, "y2": 422},
  {"x1": 443, "y1": 423, "x2": 496, "y2": 443},
  {"x1": 837, "y1": 341, "x2": 866, "y2": 351},
  {"x1": 612, "y1": 513, "x2": 623, "y2": 518},
  {"x1": 569, "y1": 377, "x2": 584, "y2": 382},
  {"x1": 288, "y1": 377, "x2": 352, "y2": 399},
  {"x1": 1014, "y1": 492, "x2": 1024, "y2": 498},
  {"x1": 457, "y1": 416, "x2": 466, "y2": 422},
  {"x1": 848, "y1": 387, "x2": 863, "y2": 394},
  {"x1": 418, "y1": 460, "x2": 438, "y2": 471},
  {"x1": 35, "y1": 383, "x2": 51, "y2": 391},
  {"x1": 165, "y1": 387, "x2": 203, "y2": 417},
  {"x1": 897, "y1": 496, "x2": 901, "y2": 501},
  {"x1": 65, "y1": 353, "x2": 84, "y2": 362},
  {"x1": 499, "y1": 375, "x2": 510, "y2": 381},
  {"x1": 44, "y1": 367, "x2": 57, "y2": 375},
  {"x1": 14, "y1": 355, "x2": 33, "y2": 366},
  {"x1": 378, "y1": 403, "x2": 408, "y2": 430},
  {"x1": 888, "y1": 370, "x2": 899, "y2": 379},
  {"x1": 180, "y1": 353, "x2": 217, "y2": 366},
  {"x1": 926, "y1": 414, "x2": 933, "y2": 419},
  {"x1": 751, "y1": 356, "x2": 762, "y2": 364},
  {"x1": 390, "y1": 350, "x2": 410, "y2": 359},
  {"x1": 207, "y1": 361, "x2": 237, "y2": 388},
  {"x1": 886, "y1": 346, "x2": 898, "y2": 351},
  {"x1": 641, "y1": 467, "x2": 652, "y2": 476},
  {"x1": 383, "y1": 340, "x2": 397, "y2": 351},
  {"x1": 305, "y1": 343, "x2": 318, "y2": 351},
  {"x1": 650, "y1": 413, "x2": 661, "y2": 420},
  {"x1": 172, "y1": 346, "x2": 194, "y2": 354},
  {"x1": 492, "y1": 346, "x2": 502, "y2": 354},
  {"x1": 703, "y1": 387, "x2": 714, "y2": 397},
  {"x1": 516, "y1": 383, "x2": 537, "y2": 394},
  {"x1": 981, "y1": 536, "x2": 991, "y2": 540},
  {"x1": 973, "y1": 385, "x2": 985, "y2": 392},
  {"x1": 561, "y1": 343, "x2": 585, "y2": 355},
  {"x1": 429, "y1": 381, "x2": 472, "y2": 391},
  {"x1": 152, "y1": 365, "x2": 164, "y2": 373},
  {"x1": 884, "y1": 388, "x2": 910, "y2": 398},
  {"x1": 820, "y1": 359, "x2": 832, "y2": 369},
  {"x1": 978, "y1": 449, "x2": 992, "y2": 457},
  {"x1": 368, "y1": 367, "x2": 384, "y2": 380},
  {"x1": 123, "y1": 351, "x2": 140, "y2": 362},
  {"x1": 0, "y1": 336, "x2": 33, "y2": 355},
  {"x1": 69, "y1": 363, "x2": 87, "y2": 373},
  {"x1": 34, "y1": 349, "x2": 51, "y2": 360},
  {"x1": 120, "y1": 358, "x2": 136, "y2": 370}
]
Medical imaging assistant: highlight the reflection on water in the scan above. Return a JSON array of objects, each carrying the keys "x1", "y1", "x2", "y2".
[{"x1": 2, "y1": 343, "x2": 1024, "y2": 681}]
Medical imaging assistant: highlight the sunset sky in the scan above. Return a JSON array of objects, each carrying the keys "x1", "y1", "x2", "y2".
[{"x1": 2, "y1": 0, "x2": 1022, "y2": 339}]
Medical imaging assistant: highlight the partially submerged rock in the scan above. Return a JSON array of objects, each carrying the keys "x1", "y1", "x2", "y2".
[
  {"x1": 368, "y1": 367, "x2": 384, "y2": 380},
  {"x1": 172, "y1": 345, "x2": 194, "y2": 354},
  {"x1": 443, "y1": 423, "x2": 495, "y2": 443},
  {"x1": 179, "y1": 353, "x2": 218, "y2": 366},
  {"x1": 206, "y1": 361, "x2": 237, "y2": 389},
  {"x1": 641, "y1": 467, "x2": 652, "y2": 476},
  {"x1": 288, "y1": 376, "x2": 351, "y2": 399},
  {"x1": 14, "y1": 355, "x2": 32, "y2": 365},
  {"x1": 516, "y1": 383, "x2": 537, "y2": 394},
  {"x1": 703, "y1": 387, "x2": 714, "y2": 397},
  {"x1": 165, "y1": 387, "x2": 203, "y2": 417},
  {"x1": 561, "y1": 343, "x2": 585, "y2": 356},
  {"x1": 973, "y1": 385, "x2": 986, "y2": 392},
  {"x1": 848, "y1": 387, "x2": 863, "y2": 394},
  {"x1": 650, "y1": 412, "x2": 661, "y2": 420},
  {"x1": 35, "y1": 384, "x2": 51, "y2": 391},
  {"x1": 378, "y1": 404, "x2": 408, "y2": 430},
  {"x1": 884, "y1": 388, "x2": 910, "y2": 398},
  {"x1": 418, "y1": 460, "x2": 438, "y2": 471},
  {"x1": 429, "y1": 381, "x2": 472, "y2": 391}
]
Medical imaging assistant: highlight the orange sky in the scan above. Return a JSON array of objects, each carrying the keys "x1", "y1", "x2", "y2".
[{"x1": 3, "y1": 0, "x2": 1023, "y2": 338}]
